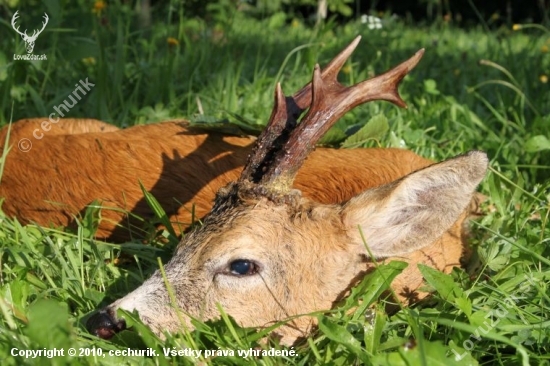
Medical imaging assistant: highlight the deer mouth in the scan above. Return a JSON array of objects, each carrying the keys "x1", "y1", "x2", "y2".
[{"x1": 86, "y1": 309, "x2": 127, "y2": 340}]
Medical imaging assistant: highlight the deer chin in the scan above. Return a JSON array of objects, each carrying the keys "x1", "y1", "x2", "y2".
[{"x1": 89, "y1": 277, "x2": 190, "y2": 340}]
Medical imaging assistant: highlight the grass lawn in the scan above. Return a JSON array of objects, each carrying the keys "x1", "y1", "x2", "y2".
[{"x1": 0, "y1": 2, "x2": 549, "y2": 365}]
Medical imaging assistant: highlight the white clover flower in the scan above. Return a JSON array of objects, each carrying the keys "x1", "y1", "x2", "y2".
[{"x1": 361, "y1": 15, "x2": 382, "y2": 29}]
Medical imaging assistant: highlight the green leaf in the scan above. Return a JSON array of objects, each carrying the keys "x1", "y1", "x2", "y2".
[
  {"x1": 1, "y1": 280, "x2": 31, "y2": 312},
  {"x1": 349, "y1": 261, "x2": 408, "y2": 319},
  {"x1": 318, "y1": 316, "x2": 370, "y2": 363},
  {"x1": 418, "y1": 264, "x2": 464, "y2": 301},
  {"x1": 479, "y1": 243, "x2": 509, "y2": 271},
  {"x1": 424, "y1": 79, "x2": 440, "y2": 95},
  {"x1": 448, "y1": 340, "x2": 478, "y2": 364},
  {"x1": 342, "y1": 114, "x2": 389, "y2": 148},
  {"x1": 114, "y1": 309, "x2": 163, "y2": 352},
  {"x1": 81, "y1": 199, "x2": 101, "y2": 238},
  {"x1": 455, "y1": 296, "x2": 473, "y2": 318},
  {"x1": 487, "y1": 255, "x2": 509, "y2": 271},
  {"x1": 388, "y1": 130, "x2": 406, "y2": 148},
  {"x1": 335, "y1": 3, "x2": 353, "y2": 17},
  {"x1": 25, "y1": 299, "x2": 72, "y2": 350},
  {"x1": 267, "y1": 12, "x2": 287, "y2": 28},
  {"x1": 364, "y1": 307, "x2": 386, "y2": 354},
  {"x1": 373, "y1": 340, "x2": 471, "y2": 366},
  {"x1": 84, "y1": 288, "x2": 105, "y2": 306},
  {"x1": 524, "y1": 135, "x2": 550, "y2": 152},
  {"x1": 319, "y1": 127, "x2": 347, "y2": 145}
]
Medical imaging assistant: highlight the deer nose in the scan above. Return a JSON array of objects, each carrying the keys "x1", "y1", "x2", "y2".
[{"x1": 86, "y1": 309, "x2": 126, "y2": 339}]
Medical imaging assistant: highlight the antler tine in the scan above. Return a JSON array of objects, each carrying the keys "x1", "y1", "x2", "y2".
[
  {"x1": 31, "y1": 13, "x2": 49, "y2": 37},
  {"x1": 239, "y1": 83, "x2": 287, "y2": 182},
  {"x1": 240, "y1": 36, "x2": 362, "y2": 183},
  {"x1": 261, "y1": 48, "x2": 425, "y2": 190},
  {"x1": 39, "y1": 13, "x2": 49, "y2": 33},
  {"x1": 11, "y1": 11, "x2": 27, "y2": 36},
  {"x1": 292, "y1": 35, "x2": 362, "y2": 110}
]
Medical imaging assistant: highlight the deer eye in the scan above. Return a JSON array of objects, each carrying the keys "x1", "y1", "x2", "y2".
[{"x1": 229, "y1": 260, "x2": 258, "y2": 276}]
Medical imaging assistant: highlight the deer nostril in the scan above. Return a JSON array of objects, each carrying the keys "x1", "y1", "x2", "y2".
[{"x1": 86, "y1": 309, "x2": 126, "y2": 340}]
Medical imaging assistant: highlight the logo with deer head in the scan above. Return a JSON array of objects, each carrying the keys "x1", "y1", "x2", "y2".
[{"x1": 11, "y1": 11, "x2": 49, "y2": 54}]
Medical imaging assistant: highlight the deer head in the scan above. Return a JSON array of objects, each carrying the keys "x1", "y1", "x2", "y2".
[
  {"x1": 11, "y1": 11, "x2": 49, "y2": 54},
  {"x1": 87, "y1": 37, "x2": 488, "y2": 344}
]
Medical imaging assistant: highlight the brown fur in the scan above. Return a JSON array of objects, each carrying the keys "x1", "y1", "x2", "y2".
[{"x1": 0, "y1": 118, "x2": 430, "y2": 239}]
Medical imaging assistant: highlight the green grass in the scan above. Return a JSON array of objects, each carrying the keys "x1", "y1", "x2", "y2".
[{"x1": 1, "y1": 2, "x2": 549, "y2": 365}]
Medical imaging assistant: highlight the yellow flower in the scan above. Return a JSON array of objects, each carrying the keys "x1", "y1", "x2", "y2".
[
  {"x1": 167, "y1": 37, "x2": 179, "y2": 46},
  {"x1": 491, "y1": 13, "x2": 500, "y2": 21},
  {"x1": 512, "y1": 24, "x2": 522, "y2": 31},
  {"x1": 342, "y1": 65, "x2": 352, "y2": 75},
  {"x1": 82, "y1": 57, "x2": 97, "y2": 66},
  {"x1": 291, "y1": 19, "x2": 300, "y2": 28},
  {"x1": 541, "y1": 45, "x2": 549, "y2": 53},
  {"x1": 92, "y1": 1, "x2": 106, "y2": 14},
  {"x1": 540, "y1": 74, "x2": 548, "y2": 83}
]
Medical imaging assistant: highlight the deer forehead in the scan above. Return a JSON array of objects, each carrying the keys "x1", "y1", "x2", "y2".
[{"x1": 174, "y1": 198, "x2": 348, "y2": 269}]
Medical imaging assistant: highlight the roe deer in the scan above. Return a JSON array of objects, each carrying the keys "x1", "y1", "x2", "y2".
[{"x1": 86, "y1": 37, "x2": 488, "y2": 344}]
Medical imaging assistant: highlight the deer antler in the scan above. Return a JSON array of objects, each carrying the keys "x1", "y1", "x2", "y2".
[
  {"x1": 11, "y1": 11, "x2": 27, "y2": 37},
  {"x1": 11, "y1": 11, "x2": 48, "y2": 40},
  {"x1": 31, "y1": 13, "x2": 49, "y2": 38},
  {"x1": 240, "y1": 37, "x2": 363, "y2": 184},
  {"x1": 239, "y1": 36, "x2": 424, "y2": 192}
]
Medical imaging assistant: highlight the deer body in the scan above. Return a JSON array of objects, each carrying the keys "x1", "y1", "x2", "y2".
[
  {"x1": 0, "y1": 118, "x2": 251, "y2": 239},
  {"x1": 1, "y1": 118, "x2": 431, "y2": 240}
]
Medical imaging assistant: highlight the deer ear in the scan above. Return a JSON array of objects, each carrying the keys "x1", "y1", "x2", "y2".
[{"x1": 341, "y1": 151, "x2": 488, "y2": 258}]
